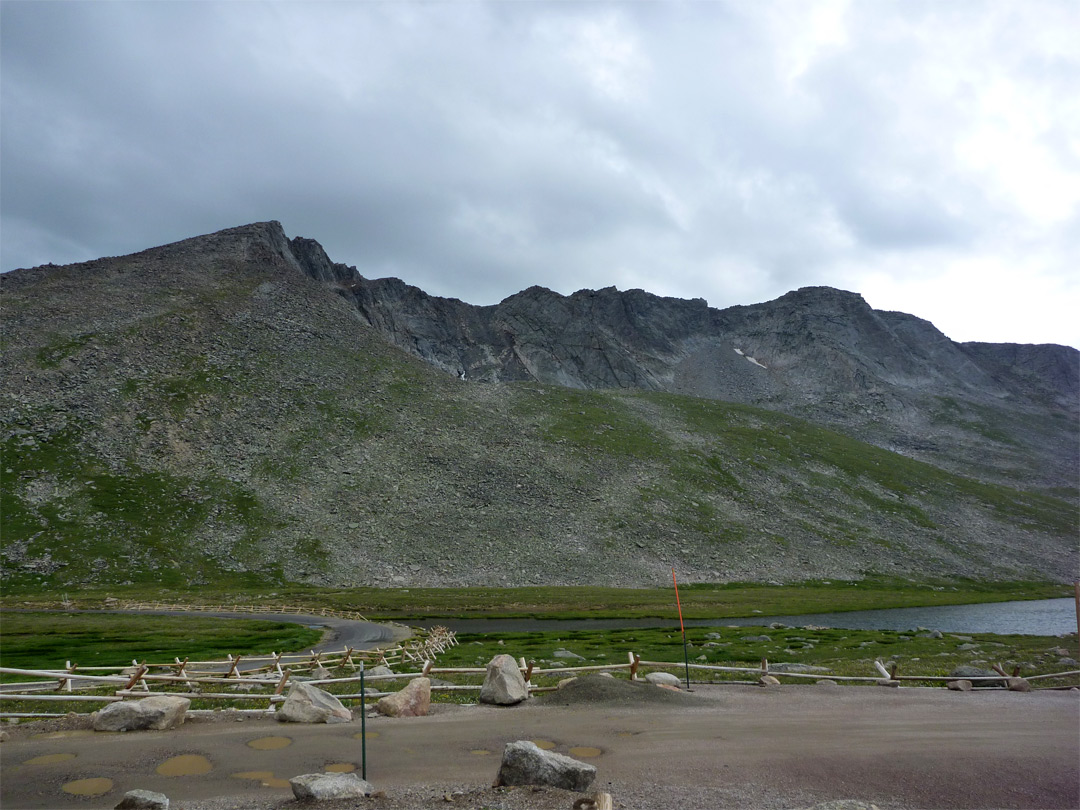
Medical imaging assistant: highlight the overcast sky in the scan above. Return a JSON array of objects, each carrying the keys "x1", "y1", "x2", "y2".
[{"x1": 2, "y1": 1, "x2": 1078, "y2": 348}]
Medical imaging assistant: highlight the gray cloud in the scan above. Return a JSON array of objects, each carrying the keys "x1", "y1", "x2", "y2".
[{"x1": 2, "y1": 0, "x2": 1077, "y2": 346}]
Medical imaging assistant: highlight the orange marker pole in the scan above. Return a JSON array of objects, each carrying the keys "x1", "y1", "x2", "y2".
[{"x1": 673, "y1": 567, "x2": 692, "y2": 691}]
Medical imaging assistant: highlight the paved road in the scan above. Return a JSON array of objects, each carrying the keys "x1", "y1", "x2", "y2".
[{"x1": 2, "y1": 686, "x2": 1078, "y2": 809}]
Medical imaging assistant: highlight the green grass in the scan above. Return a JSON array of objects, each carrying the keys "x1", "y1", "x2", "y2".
[
  {"x1": 0, "y1": 611, "x2": 323, "y2": 676},
  {"x1": 437, "y1": 625, "x2": 1079, "y2": 685},
  {"x1": 5, "y1": 579, "x2": 1070, "y2": 620}
]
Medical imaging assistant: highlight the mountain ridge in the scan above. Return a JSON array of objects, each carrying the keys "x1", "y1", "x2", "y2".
[{"x1": 1, "y1": 221, "x2": 1076, "y2": 591}]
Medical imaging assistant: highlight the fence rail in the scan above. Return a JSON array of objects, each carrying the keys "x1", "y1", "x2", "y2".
[{"x1": 2, "y1": 647, "x2": 1077, "y2": 719}]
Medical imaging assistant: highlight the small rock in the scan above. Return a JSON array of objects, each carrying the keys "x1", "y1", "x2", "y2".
[
  {"x1": 758, "y1": 675, "x2": 781, "y2": 687},
  {"x1": 553, "y1": 649, "x2": 585, "y2": 660},
  {"x1": 1006, "y1": 677, "x2": 1031, "y2": 693},
  {"x1": 115, "y1": 790, "x2": 169, "y2": 810},
  {"x1": 946, "y1": 679, "x2": 973, "y2": 692},
  {"x1": 876, "y1": 679, "x2": 900, "y2": 687},
  {"x1": 741, "y1": 635, "x2": 771, "y2": 642},
  {"x1": 816, "y1": 679, "x2": 839, "y2": 687},
  {"x1": 644, "y1": 672, "x2": 681, "y2": 687}
]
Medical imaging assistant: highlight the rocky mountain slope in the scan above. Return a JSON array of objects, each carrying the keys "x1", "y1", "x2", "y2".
[
  {"x1": 1, "y1": 221, "x2": 1076, "y2": 591},
  {"x1": 303, "y1": 245, "x2": 1078, "y2": 492}
]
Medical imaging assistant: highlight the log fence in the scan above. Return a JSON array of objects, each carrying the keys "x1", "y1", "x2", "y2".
[{"x1": 3, "y1": 646, "x2": 1077, "y2": 719}]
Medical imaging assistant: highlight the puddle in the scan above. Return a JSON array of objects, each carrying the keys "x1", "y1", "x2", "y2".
[
  {"x1": 469, "y1": 749, "x2": 492, "y2": 755},
  {"x1": 325, "y1": 762, "x2": 355, "y2": 772},
  {"x1": 352, "y1": 731, "x2": 380, "y2": 739},
  {"x1": 156, "y1": 754, "x2": 213, "y2": 776},
  {"x1": 62, "y1": 777, "x2": 113, "y2": 796},
  {"x1": 24, "y1": 753, "x2": 76, "y2": 765},
  {"x1": 247, "y1": 736, "x2": 292, "y2": 750},
  {"x1": 530, "y1": 739, "x2": 556, "y2": 750},
  {"x1": 568, "y1": 746, "x2": 602, "y2": 758},
  {"x1": 264, "y1": 777, "x2": 292, "y2": 788},
  {"x1": 33, "y1": 730, "x2": 94, "y2": 740}
]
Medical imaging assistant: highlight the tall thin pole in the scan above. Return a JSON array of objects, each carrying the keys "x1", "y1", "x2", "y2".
[
  {"x1": 360, "y1": 661, "x2": 367, "y2": 780},
  {"x1": 1074, "y1": 580, "x2": 1079, "y2": 660},
  {"x1": 673, "y1": 567, "x2": 692, "y2": 691}
]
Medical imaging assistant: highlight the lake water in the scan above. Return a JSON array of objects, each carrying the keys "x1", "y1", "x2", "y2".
[{"x1": 418, "y1": 598, "x2": 1077, "y2": 637}]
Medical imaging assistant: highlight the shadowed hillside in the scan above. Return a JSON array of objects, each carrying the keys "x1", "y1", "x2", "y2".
[{"x1": 2, "y1": 222, "x2": 1076, "y2": 591}]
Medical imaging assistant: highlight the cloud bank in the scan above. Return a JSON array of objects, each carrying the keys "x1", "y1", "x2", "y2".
[{"x1": 2, "y1": 1, "x2": 1078, "y2": 347}]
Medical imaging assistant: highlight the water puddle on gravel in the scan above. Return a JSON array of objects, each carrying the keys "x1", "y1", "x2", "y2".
[
  {"x1": 530, "y1": 740, "x2": 556, "y2": 750},
  {"x1": 568, "y1": 746, "x2": 602, "y2": 758},
  {"x1": 469, "y1": 749, "x2": 492, "y2": 756},
  {"x1": 231, "y1": 771, "x2": 291, "y2": 788},
  {"x1": 24, "y1": 753, "x2": 76, "y2": 765},
  {"x1": 156, "y1": 754, "x2": 212, "y2": 776},
  {"x1": 62, "y1": 777, "x2": 113, "y2": 796},
  {"x1": 325, "y1": 762, "x2": 355, "y2": 772},
  {"x1": 246, "y1": 736, "x2": 292, "y2": 750}
]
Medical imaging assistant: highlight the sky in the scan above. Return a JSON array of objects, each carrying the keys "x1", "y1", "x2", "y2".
[{"x1": 2, "y1": 1, "x2": 1078, "y2": 348}]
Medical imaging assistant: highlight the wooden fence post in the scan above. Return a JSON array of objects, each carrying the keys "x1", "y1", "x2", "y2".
[{"x1": 629, "y1": 652, "x2": 640, "y2": 681}]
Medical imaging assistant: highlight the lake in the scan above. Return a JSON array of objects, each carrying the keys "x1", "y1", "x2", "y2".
[{"x1": 417, "y1": 598, "x2": 1078, "y2": 636}]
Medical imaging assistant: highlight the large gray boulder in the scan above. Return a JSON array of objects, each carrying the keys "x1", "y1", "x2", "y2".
[
  {"x1": 495, "y1": 741, "x2": 597, "y2": 791},
  {"x1": 289, "y1": 772, "x2": 374, "y2": 801},
  {"x1": 376, "y1": 677, "x2": 430, "y2": 717},
  {"x1": 115, "y1": 790, "x2": 169, "y2": 810},
  {"x1": 479, "y1": 654, "x2": 528, "y2": 705},
  {"x1": 277, "y1": 681, "x2": 352, "y2": 724},
  {"x1": 94, "y1": 696, "x2": 190, "y2": 732},
  {"x1": 948, "y1": 666, "x2": 1005, "y2": 688}
]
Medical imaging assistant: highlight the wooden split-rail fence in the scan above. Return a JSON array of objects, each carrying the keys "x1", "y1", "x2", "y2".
[{"x1": 2, "y1": 646, "x2": 1077, "y2": 719}]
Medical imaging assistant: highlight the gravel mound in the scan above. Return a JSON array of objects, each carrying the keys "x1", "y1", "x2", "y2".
[{"x1": 538, "y1": 674, "x2": 700, "y2": 707}]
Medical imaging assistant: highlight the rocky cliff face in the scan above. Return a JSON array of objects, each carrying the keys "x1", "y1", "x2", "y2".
[
  {"x1": 292, "y1": 249, "x2": 1077, "y2": 490},
  {"x1": 2, "y1": 221, "x2": 1076, "y2": 591}
]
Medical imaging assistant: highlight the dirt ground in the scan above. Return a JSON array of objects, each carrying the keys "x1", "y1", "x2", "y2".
[{"x1": 1, "y1": 681, "x2": 1077, "y2": 810}]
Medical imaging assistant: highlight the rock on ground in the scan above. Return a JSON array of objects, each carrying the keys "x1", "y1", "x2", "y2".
[
  {"x1": 277, "y1": 681, "x2": 352, "y2": 724},
  {"x1": 495, "y1": 740, "x2": 597, "y2": 792},
  {"x1": 114, "y1": 790, "x2": 169, "y2": 810},
  {"x1": 644, "y1": 672, "x2": 681, "y2": 687},
  {"x1": 94, "y1": 696, "x2": 189, "y2": 732},
  {"x1": 290, "y1": 772, "x2": 375, "y2": 801},
  {"x1": 376, "y1": 677, "x2": 431, "y2": 717},
  {"x1": 479, "y1": 654, "x2": 528, "y2": 706}
]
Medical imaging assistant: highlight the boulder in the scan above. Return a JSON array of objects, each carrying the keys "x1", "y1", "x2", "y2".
[
  {"x1": 290, "y1": 772, "x2": 374, "y2": 801},
  {"x1": 758, "y1": 675, "x2": 781, "y2": 687},
  {"x1": 553, "y1": 649, "x2": 585, "y2": 660},
  {"x1": 741, "y1": 635, "x2": 771, "y2": 642},
  {"x1": 310, "y1": 666, "x2": 333, "y2": 680},
  {"x1": 948, "y1": 666, "x2": 1004, "y2": 688},
  {"x1": 644, "y1": 672, "x2": 682, "y2": 687},
  {"x1": 376, "y1": 677, "x2": 430, "y2": 717},
  {"x1": 367, "y1": 665, "x2": 395, "y2": 678},
  {"x1": 876, "y1": 678, "x2": 900, "y2": 687},
  {"x1": 94, "y1": 696, "x2": 190, "y2": 732},
  {"x1": 816, "y1": 679, "x2": 839, "y2": 687},
  {"x1": 1006, "y1": 677, "x2": 1031, "y2": 693},
  {"x1": 115, "y1": 790, "x2": 169, "y2": 810},
  {"x1": 277, "y1": 681, "x2": 352, "y2": 724},
  {"x1": 495, "y1": 740, "x2": 596, "y2": 791},
  {"x1": 946, "y1": 679, "x2": 973, "y2": 692},
  {"x1": 479, "y1": 654, "x2": 528, "y2": 705}
]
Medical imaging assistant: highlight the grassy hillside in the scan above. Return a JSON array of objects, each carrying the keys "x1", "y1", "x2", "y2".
[{"x1": 1, "y1": 225, "x2": 1076, "y2": 590}]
